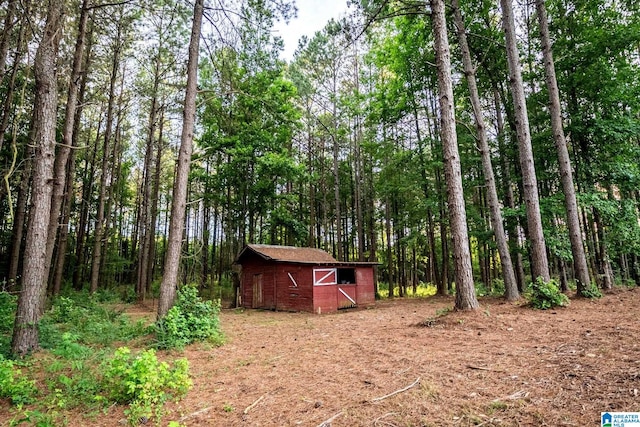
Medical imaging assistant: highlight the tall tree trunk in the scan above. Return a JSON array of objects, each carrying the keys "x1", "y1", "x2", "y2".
[
  {"x1": 146, "y1": 107, "x2": 165, "y2": 296},
  {"x1": 90, "y1": 18, "x2": 124, "y2": 293},
  {"x1": 52, "y1": 23, "x2": 93, "y2": 295},
  {"x1": 100, "y1": 86, "x2": 126, "y2": 287},
  {"x1": 592, "y1": 207, "x2": 614, "y2": 290},
  {"x1": 157, "y1": 0, "x2": 204, "y2": 318},
  {"x1": 431, "y1": 0, "x2": 479, "y2": 310},
  {"x1": 534, "y1": 0, "x2": 591, "y2": 293},
  {"x1": 11, "y1": 0, "x2": 63, "y2": 356},
  {"x1": 0, "y1": 0, "x2": 30, "y2": 157},
  {"x1": 332, "y1": 132, "x2": 343, "y2": 261},
  {"x1": 0, "y1": 0, "x2": 18, "y2": 78},
  {"x1": 137, "y1": 80, "x2": 160, "y2": 301},
  {"x1": 73, "y1": 118, "x2": 101, "y2": 289},
  {"x1": 307, "y1": 124, "x2": 316, "y2": 248},
  {"x1": 451, "y1": 0, "x2": 519, "y2": 300},
  {"x1": 493, "y1": 86, "x2": 526, "y2": 291},
  {"x1": 500, "y1": 0, "x2": 551, "y2": 282},
  {"x1": 44, "y1": 0, "x2": 90, "y2": 286},
  {"x1": 385, "y1": 196, "x2": 394, "y2": 298},
  {"x1": 8, "y1": 148, "x2": 33, "y2": 289}
]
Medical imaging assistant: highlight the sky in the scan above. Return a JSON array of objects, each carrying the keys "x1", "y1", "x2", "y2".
[{"x1": 272, "y1": 0, "x2": 351, "y2": 60}]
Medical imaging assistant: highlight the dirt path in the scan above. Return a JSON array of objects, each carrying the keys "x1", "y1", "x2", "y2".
[{"x1": 5, "y1": 287, "x2": 640, "y2": 426}]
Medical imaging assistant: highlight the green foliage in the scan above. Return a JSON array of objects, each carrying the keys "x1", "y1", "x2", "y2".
[
  {"x1": 39, "y1": 293, "x2": 151, "y2": 349},
  {"x1": 0, "y1": 292, "x2": 16, "y2": 332},
  {"x1": 0, "y1": 356, "x2": 38, "y2": 405},
  {"x1": 102, "y1": 347, "x2": 191, "y2": 425},
  {"x1": 579, "y1": 283, "x2": 603, "y2": 299},
  {"x1": 0, "y1": 292, "x2": 17, "y2": 356},
  {"x1": 476, "y1": 279, "x2": 506, "y2": 297},
  {"x1": 155, "y1": 286, "x2": 223, "y2": 350},
  {"x1": 0, "y1": 291, "x2": 197, "y2": 425},
  {"x1": 377, "y1": 282, "x2": 437, "y2": 299},
  {"x1": 526, "y1": 278, "x2": 570, "y2": 310}
]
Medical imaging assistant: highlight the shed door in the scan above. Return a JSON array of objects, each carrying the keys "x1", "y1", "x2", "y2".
[
  {"x1": 337, "y1": 285, "x2": 357, "y2": 309},
  {"x1": 252, "y1": 273, "x2": 263, "y2": 308}
]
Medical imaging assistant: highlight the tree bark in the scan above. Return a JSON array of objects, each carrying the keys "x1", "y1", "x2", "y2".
[
  {"x1": 430, "y1": 0, "x2": 479, "y2": 310},
  {"x1": 0, "y1": 0, "x2": 30, "y2": 156},
  {"x1": 157, "y1": 0, "x2": 204, "y2": 318},
  {"x1": 0, "y1": 0, "x2": 18, "y2": 79},
  {"x1": 52, "y1": 20, "x2": 93, "y2": 295},
  {"x1": 146, "y1": 106, "x2": 165, "y2": 296},
  {"x1": 90, "y1": 14, "x2": 125, "y2": 293},
  {"x1": 534, "y1": 0, "x2": 591, "y2": 293},
  {"x1": 492, "y1": 86, "x2": 526, "y2": 291},
  {"x1": 45, "y1": 0, "x2": 90, "y2": 285},
  {"x1": 73, "y1": 117, "x2": 101, "y2": 289},
  {"x1": 499, "y1": 0, "x2": 551, "y2": 282},
  {"x1": 451, "y1": 0, "x2": 519, "y2": 301},
  {"x1": 8, "y1": 148, "x2": 33, "y2": 289},
  {"x1": 11, "y1": 0, "x2": 63, "y2": 356}
]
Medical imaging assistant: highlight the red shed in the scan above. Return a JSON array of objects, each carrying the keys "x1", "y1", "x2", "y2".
[{"x1": 235, "y1": 244, "x2": 377, "y2": 313}]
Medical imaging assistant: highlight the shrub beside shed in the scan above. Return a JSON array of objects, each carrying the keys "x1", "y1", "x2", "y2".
[{"x1": 235, "y1": 244, "x2": 377, "y2": 313}]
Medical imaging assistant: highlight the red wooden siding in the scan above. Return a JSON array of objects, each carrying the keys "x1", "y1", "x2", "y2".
[
  {"x1": 237, "y1": 245, "x2": 376, "y2": 313},
  {"x1": 356, "y1": 268, "x2": 375, "y2": 306}
]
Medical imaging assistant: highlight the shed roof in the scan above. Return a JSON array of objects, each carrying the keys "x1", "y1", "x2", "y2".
[{"x1": 236, "y1": 244, "x2": 338, "y2": 264}]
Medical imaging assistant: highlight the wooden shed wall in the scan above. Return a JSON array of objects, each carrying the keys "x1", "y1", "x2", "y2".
[
  {"x1": 240, "y1": 258, "x2": 315, "y2": 312},
  {"x1": 273, "y1": 264, "x2": 314, "y2": 312},
  {"x1": 356, "y1": 267, "x2": 376, "y2": 305},
  {"x1": 239, "y1": 254, "x2": 376, "y2": 313},
  {"x1": 240, "y1": 257, "x2": 276, "y2": 310}
]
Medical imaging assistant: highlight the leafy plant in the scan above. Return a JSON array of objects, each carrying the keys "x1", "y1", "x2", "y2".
[
  {"x1": 39, "y1": 293, "x2": 151, "y2": 350},
  {"x1": 0, "y1": 355, "x2": 38, "y2": 405},
  {"x1": 102, "y1": 347, "x2": 192, "y2": 425},
  {"x1": 155, "y1": 286, "x2": 223, "y2": 350},
  {"x1": 526, "y1": 277, "x2": 570, "y2": 310},
  {"x1": 580, "y1": 283, "x2": 603, "y2": 299},
  {"x1": 0, "y1": 291, "x2": 17, "y2": 356},
  {"x1": 0, "y1": 291, "x2": 17, "y2": 333}
]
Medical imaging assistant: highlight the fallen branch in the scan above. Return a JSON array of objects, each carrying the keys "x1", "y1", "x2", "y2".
[
  {"x1": 243, "y1": 395, "x2": 265, "y2": 415},
  {"x1": 467, "y1": 365, "x2": 504, "y2": 372},
  {"x1": 467, "y1": 365, "x2": 492, "y2": 371},
  {"x1": 493, "y1": 390, "x2": 529, "y2": 401},
  {"x1": 370, "y1": 377, "x2": 421, "y2": 403},
  {"x1": 179, "y1": 406, "x2": 213, "y2": 421},
  {"x1": 317, "y1": 411, "x2": 343, "y2": 427},
  {"x1": 374, "y1": 412, "x2": 399, "y2": 426}
]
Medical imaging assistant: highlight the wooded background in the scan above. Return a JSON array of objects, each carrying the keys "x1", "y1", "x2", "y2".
[{"x1": 1, "y1": 0, "x2": 639, "y2": 310}]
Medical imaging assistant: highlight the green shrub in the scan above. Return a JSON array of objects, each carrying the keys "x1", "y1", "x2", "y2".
[
  {"x1": 580, "y1": 283, "x2": 603, "y2": 299},
  {"x1": 476, "y1": 279, "x2": 506, "y2": 297},
  {"x1": 155, "y1": 286, "x2": 223, "y2": 350},
  {"x1": 102, "y1": 347, "x2": 191, "y2": 425},
  {"x1": 40, "y1": 293, "x2": 151, "y2": 349},
  {"x1": 0, "y1": 292, "x2": 17, "y2": 357},
  {"x1": 0, "y1": 291, "x2": 16, "y2": 333},
  {"x1": 527, "y1": 277, "x2": 570, "y2": 310},
  {"x1": 0, "y1": 355, "x2": 38, "y2": 405}
]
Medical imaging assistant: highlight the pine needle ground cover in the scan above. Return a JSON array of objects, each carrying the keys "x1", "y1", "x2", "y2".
[{"x1": 4, "y1": 287, "x2": 637, "y2": 426}]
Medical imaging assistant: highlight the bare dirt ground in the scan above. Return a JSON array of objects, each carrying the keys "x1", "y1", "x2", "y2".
[{"x1": 4, "y1": 287, "x2": 640, "y2": 426}]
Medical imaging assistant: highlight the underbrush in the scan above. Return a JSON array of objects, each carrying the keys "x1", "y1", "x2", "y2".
[
  {"x1": 0, "y1": 286, "x2": 221, "y2": 426},
  {"x1": 526, "y1": 277, "x2": 570, "y2": 309},
  {"x1": 377, "y1": 282, "x2": 438, "y2": 299},
  {"x1": 155, "y1": 286, "x2": 224, "y2": 350}
]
